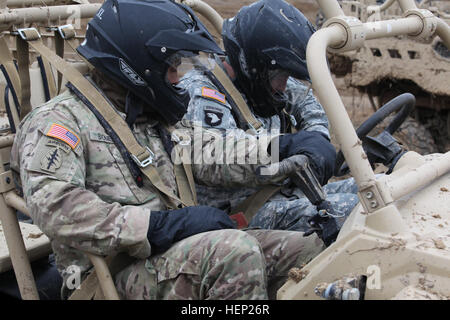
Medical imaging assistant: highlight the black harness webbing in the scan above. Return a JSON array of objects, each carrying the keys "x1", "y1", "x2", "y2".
[
  {"x1": 0, "y1": 65, "x2": 20, "y2": 133},
  {"x1": 36, "y1": 56, "x2": 51, "y2": 102}
]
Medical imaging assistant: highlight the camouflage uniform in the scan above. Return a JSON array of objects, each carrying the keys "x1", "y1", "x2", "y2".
[
  {"x1": 178, "y1": 68, "x2": 359, "y2": 231},
  {"x1": 10, "y1": 81, "x2": 324, "y2": 300}
]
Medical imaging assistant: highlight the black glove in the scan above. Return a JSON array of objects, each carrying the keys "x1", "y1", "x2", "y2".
[
  {"x1": 277, "y1": 130, "x2": 336, "y2": 185},
  {"x1": 147, "y1": 206, "x2": 235, "y2": 254},
  {"x1": 304, "y1": 200, "x2": 341, "y2": 247}
]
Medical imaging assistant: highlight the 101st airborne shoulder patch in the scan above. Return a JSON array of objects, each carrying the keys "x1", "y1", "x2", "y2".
[{"x1": 204, "y1": 109, "x2": 224, "y2": 127}]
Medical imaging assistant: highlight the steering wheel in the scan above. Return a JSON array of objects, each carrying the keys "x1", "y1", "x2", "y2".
[{"x1": 334, "y1": 93, "x2": 416, "y2": 177}]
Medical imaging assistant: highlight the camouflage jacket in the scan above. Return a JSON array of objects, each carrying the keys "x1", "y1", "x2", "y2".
[
  {"x1": 10, "y1": 84, "x2": 281, "y2": 289},
  {"x1": 178, "y1": 68, "x2": 330, "y2": 138},
  {"x1": 176, "y1": 67, "x2": 331, "y2": 209},
  {"x1": 10, "y1": 89, "x2": 163, "y2": 288}
]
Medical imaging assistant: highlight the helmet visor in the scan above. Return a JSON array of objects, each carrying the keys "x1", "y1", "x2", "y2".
[
  {"x1": 268, "y1": 69, "x2": 289, "y2": 95},
  {"x1": 165, "y1": 51, "x2": 216, "y2": 86},
  {"x1": 265, "y1": 69, "x2": 312, "y2": 106}
]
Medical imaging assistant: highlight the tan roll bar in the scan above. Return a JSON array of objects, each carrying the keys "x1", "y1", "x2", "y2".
[
  {"x1": 85, "y1": 253, "x2": 120, "y2": 300},
  {"x1": 309, "y1": 0, "x2": 450, "y2": 213},
  {"x1": 176, "y1": 0, "x2": 223, "y2": 35},
  {"x1": 0, "y1": 2, "x2": 116, "y2": 300},
  {"x1": 436, "y1": 17, "x2": 450, "y2": 48},
  {"x1": 0, "y1": 135, "x2": 39, "y2": 299},
  {"x1": 316, "y1": 0, "x2": 345, "y2": 19},
  {"x1": 6, "y1": 0, "x2": 81, "y2": 7},
  {"x1": 2, "y1": 155, "x2": 120, "y2": 300},
  {"x1": 0, "y1": 200, "x2": 39, "y2": 299},
  {"x1": 0, "y1": 3, "x2": 101, "y2": 29},
  {"x1": 386, "y1": 151, "x2": 450, "y2": 201}
]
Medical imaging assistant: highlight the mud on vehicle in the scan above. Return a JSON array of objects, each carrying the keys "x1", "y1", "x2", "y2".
[
  {"x1": 317, "y1": 0, "x2": 450, "y2": 154},
  {"x1": 0, "y1": 0, "x2": 449, "y2": 300}
]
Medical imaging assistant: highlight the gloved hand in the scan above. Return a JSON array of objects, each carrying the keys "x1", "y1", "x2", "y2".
[
  {"x1": 256, "y1": 154, "x2": 309, "y2": 179},
  {"x1": 277, "y1": 130, "x2": 336, "y2": 185},
  {"x1": 147, "y1": 206, "x2": 235, "y2": 254}
]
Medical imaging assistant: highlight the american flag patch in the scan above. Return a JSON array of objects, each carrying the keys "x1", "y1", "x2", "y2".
[
  {"x1": 46, "y1": 124, "x2": 80, "y2": 149},
  {"x1": 201, "y1": 87, "x2": 226, "y2": 104}
]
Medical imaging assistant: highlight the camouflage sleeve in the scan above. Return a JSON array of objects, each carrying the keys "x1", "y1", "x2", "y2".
[
  {"x1": 175, "y1": 71, "x2": 286, "y2": 188},
  {"x1": 178, "y1": 70, "x2": 239, "y2": 130},
  {"x1": 173, "y1": 124, "x2": 284, "y2": 188},
  {"x1": 285, "y1": 78, "x2": 330, "y2": 139},
  {"x1": 11, "y1": 102, "x2": 151, "y2": 258}
]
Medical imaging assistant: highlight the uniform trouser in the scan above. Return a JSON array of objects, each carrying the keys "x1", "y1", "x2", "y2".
[
  {"x1": 114, "y1": 229, "x2": 325, "y2": 300},
  {"x1": 249, "y1": 178, "x2": 360, "y2": 231},
  {"x1": 195, "y1": 178, "x2": 360, "y2": 232}
]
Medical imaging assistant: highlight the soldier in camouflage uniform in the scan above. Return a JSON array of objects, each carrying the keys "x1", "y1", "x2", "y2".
[
  {"x1": 177, "y1": 0, "x2": 360, "y2": 233},
  {"x1": 10, "y1": 0, "x2": 324, "y2": 300}
]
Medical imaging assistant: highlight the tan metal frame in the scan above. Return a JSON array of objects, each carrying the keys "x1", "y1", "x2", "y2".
[
  {"x1": 183, "y1": 0, "x2": 450, "y2": 300},
  {"x1": 0, "y1": 134, "x2": 39, "y2": 299},
  {"x1": 0, "y1": 3, "x2": 101, "y2": 28},
  {"x1": 181, "y1": 0, "x2": 450, "y2": 215},
  {"x1": 0, "y1": 2, "x2": 115, "y2": 300},
  {"x1": 309, "y1": 0, "x2": 450, "y2": 213},
  {"x1": 176, "y1": 0, "x2": 223, "y2": 35},
  {"x1": 1, "y1": 0, "x2": 449, "y2": 301},
  {"x1": 5, "y1": 0, "x2": 84, "y2": 7}
]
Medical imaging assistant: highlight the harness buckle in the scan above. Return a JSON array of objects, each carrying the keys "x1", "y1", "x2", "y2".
[
  {"x1": 57, "y1": 24, "x2": 76, "y2": 40},
  {"x1": 131, "y1": 147, "x2": 155, "y2": 168},
  {"x1": 17, "y1": 28, "x2": 41, "y2": 41}
]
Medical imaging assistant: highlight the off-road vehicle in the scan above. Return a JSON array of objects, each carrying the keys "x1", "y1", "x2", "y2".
[
  {"x1": 319, "y1": 0, "x2": 450, "y2": 154},
  {"x1": 0, "y1": 0, "x2": 448, "y2": 300}
]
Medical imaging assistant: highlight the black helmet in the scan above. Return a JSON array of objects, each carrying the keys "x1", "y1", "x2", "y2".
[
  {"x1": 77, "y1": 0, "x2": 224, "y2": 125},
  {"x1": 222, "y1": 0, "x2": 315, "y2": 117}
]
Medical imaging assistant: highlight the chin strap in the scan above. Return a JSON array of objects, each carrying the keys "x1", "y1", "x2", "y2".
[{"x1": 125, "y1": 91, "x2": 144, "y2": 128}]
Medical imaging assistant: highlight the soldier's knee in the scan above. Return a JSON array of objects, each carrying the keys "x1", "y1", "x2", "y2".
[
  {"x1": 201, "y1": 230, "x2": 268, "y2": 299},
  {"x1": 259, "y1": 229, "x2": 325, "y2": 266},
  {"x1": 246, "y1": 229, "x2": 324, "y2": 265},
  {"x1": 294, "y1": 232, "x2": 325, "y2": 265},
  {"x1": 207, "y1": 229, "x2": 266, "y2": 271},
  {"x1": 212, "y1": 229, "x2": 264, "y2": 261}
]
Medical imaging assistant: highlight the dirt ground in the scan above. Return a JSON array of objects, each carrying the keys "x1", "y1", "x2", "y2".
[{"x1": 204, "y1": 0, "x2": 319, "y2": 21}]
